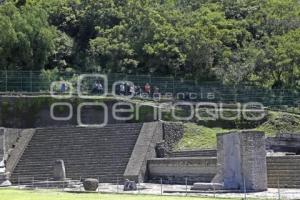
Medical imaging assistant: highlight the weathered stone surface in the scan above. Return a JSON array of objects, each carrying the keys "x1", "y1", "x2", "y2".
[
  {"x1": 148, "y1": 157, "x2": 217, "y2": 184},
  {"x1": 163, "y1": 122, "x2": 184, "y2": 151},
  {"x1": 0, "y1": 172, "x2": 11, "y2": 187},
  {"x1": 155, "y1": 142, "x2": 169, "y2": 158},
  {"x1": 266, "y1": 133, "x2": 300, "y2": 154},
  {"x1": 53, "y1": 160, "x2": 66, "y2": 181},
  {"x1": 83, "y1": 178, "x2": 99, "y2": 191},
  {"x1": 123, "y1": 179, "x2": 137, "y2": 191},
  {"x1": 213, "y1": 131, "x2": 268, "y2": 192},
  {"x1": 124, "y1": 122, "x2": 163, "y2": 183},
  {"x1": 191, "y1": 182, "x2": 223, "y2": 190}
]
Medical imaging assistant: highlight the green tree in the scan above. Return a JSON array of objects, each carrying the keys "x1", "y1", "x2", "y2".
[{"x1": 0, "y1": 2, "x2": 58, "y2": 70}]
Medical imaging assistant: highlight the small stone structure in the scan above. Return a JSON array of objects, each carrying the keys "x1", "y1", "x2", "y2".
[
  {"x1": 148, "y1": 157, "x2": 217, "y2": 184},
  {"x1": 53, "y1": 160, "x2": 66, "y2": 181},
  {"x1": 193, "y1": 131, "x2": 268, "y2": 192},
  {"x1": 124, "y1": 122, "x2": 163, "y2": 182},
  {"x1": 266, "y1": 133, "x2": 300, "y2": 154},
  {"x1": 83, "y1": 178, "x2": 99, "y2": 191},
  {"x1": 124, "y1": 179, "x2": 137, "y2": 191}
]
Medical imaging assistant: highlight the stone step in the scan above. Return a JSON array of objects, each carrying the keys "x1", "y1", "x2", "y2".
[
  {"x1": 268, "y1": 170, "x2": 300, "y2": 174},
  {"x1": 267, "y1": 166, "x2": 300, "y2": 170},
  {"x1": 268, "y1": 176, "x2": 300, "y2": 181},
  {"x1": 11, "y1": 124, "x2": 143, "y2": 183}
]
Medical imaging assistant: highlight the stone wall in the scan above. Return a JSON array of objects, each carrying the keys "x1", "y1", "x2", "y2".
[
  {"x1": 0, "y1": 97, "x2": 129, "y2": 128},
  {"x1": 266, "y1": 133, "x2": 300, "y2": 154},
  {"x1": 4, "y1": 129, "x2": 22, "y2": 154},
  {"x1": 147, "y1": 155, "x2": 300, "y2": 188},
  {"x1": 124, "y1": 122, "x2": 163, "y2": 182},
  {"x1": 148, "y1": 157, "x2": 216, "y2": 184},
  {"x1": 169, "y1": 149, "x2": 217, "y2": 158},
  {"x1": 163, "y1": 122, "x2": 184, "y2": 151},
  {"x1": 213, "y1": 131, "x2": 268, "y2": 191}
]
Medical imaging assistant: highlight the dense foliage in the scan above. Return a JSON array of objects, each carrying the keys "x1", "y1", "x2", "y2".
[{"x1": 0, "y1": 0, "x2": 299, "y2": 88}]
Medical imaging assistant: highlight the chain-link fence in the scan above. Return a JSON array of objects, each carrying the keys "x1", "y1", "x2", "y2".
[
  {"x1": 0, "y1": 71, "x2": 300, "y2": 108},
  {"x1": 11, "y1": 175, "x2": 300, "y2": 200}
]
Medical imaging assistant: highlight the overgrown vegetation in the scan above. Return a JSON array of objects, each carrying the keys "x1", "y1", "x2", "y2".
[
  {"x1": 0, "y1": 0, "x2": 300, "y2": 89},
  {"x1": 176, "y1": 111, "x2": 300, "y2": 150},
  {"x1": 257, "y1": 111, "x2": 300, "y2": 136}
]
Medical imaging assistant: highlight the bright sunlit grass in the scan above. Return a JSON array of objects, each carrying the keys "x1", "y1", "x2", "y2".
[{"x1": 0, "y1": 188, "x2": 243, "y2": 200}]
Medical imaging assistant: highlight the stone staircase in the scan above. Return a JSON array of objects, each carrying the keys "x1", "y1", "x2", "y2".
[
  {"x1": 267, "y1": 156, "x2": 300, "y2": 188},
  {"x1": 11, "y1": 123, "x2": 143, "y2": 183}
]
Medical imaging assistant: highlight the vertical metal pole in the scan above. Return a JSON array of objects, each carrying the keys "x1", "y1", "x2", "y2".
[
  {"x1": 30, "y1": 71, "x2": 33, "y2": 92},
  {"x1": 278, "y1": 178, "x2": 281, "y2": 200},
  {"x1": 46, "y1": 177, "x2": 49, "y2": 189},
  {"x1": 116, "y1": 177, "x2": 119, "y2": 193},
  {"x1": 243, "y1": 177, "x2": 247, "y2": 200},
  {"x1": 80, "y1": 176, "x2": 82, "y2": 191},
  {"x1": 213, "y1": 184, "x2": 216, "y2": 199},
  {"x1": 21, "y1": 72, "x2": 23, "y2": 92},
  {"x1": 172, "y1": 77, "x2": 175, "y2": 96},
  {"x1": 138, "y1": 178, "x2": 140, "y2": 194},
  {"x1": 5, "y1": 70, "x2": 7, "y2": 92},
  {"x1": 98, "y1": 177, "x2": 100, "y2": 194},
  {"x1": 185, "y1": 177, "x2": 188, "y2": 197},
  {"x1": 160, "y1": 178, "x2": 163, "y2": 196},
  {"x1": 18, "y1": 176, "x2": 20, "y2": 189}
]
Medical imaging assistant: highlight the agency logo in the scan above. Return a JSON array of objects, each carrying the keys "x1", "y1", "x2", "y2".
[{"x1": 50, "y1": 74, "x2": 266, "y2": 127}]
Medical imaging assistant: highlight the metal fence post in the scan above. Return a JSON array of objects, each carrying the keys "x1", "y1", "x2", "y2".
[
  {"x1": 98, "y1": 177, "x2": 100, "y2": 194},
  {"x1": 116, "y1": 177, "x2": 119, "y2": 193},
  {"x1": 80, "y1": 176, "x2": 82, "y2": 191},
  {"x1": 213, "y1": 184, "x2": 216, "y2": 199},
  {"x1": 5, "y1": 70, "x2": 7, "y2": 91},
  {"x1": 30, "y1": 71, "x2": 33, "y2": 92},
  {"x1": 172, "y1": 76, "x2": 175, "y2": 95},
  {"x1": 46, "y1": 177, "x2": 49, "y2": 189},
  {"x1": 185, "y1": 177, "x2": 188, "y2": 196},
  {"x1": 160, "y1": 178, "x2": 163, "y2": 196},
  {"x1": 243, "y1": 177, "x2": 247, "y2": 200},
  {"x1": 278, "y1": 178, "x2": 281, "y2": 200},
  {"x1": 32, "y1": 177, "x2": 34, "y2": 189},
  {"x1": 138, "y1": 178, "x2": 140, "y2": 194}
]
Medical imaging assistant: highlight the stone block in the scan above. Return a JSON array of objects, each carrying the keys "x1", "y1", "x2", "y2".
[
  {"x1": 213, "y1": 131, "x2": 267, "y2": 191},
  {"x1": 124, "y1": 179, "x2": 137, "y2": 191},
  {"x1": 53, "y1": 160, "x2": 66, "y2": 181},
  {"x1": 83, "y1": 178, "x2": 99, "y2": 191}
]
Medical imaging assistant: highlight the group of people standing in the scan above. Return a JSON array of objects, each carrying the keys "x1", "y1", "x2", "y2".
[
  {"x1": 92, "y1": 80, "x2": 104, "y2": 94},
  {"x1": 59, "y1": 80, "x2": 158, "y2": 97},
  {"x1": 116, "y1": 82, "x2": 155, "y2": 96}
]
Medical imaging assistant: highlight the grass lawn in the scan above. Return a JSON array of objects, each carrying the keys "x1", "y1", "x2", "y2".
[
  {"x1": 176, "y1": 111, "x2": 300, "y2": 150},
  {"x1": 0, "y1": 189, "x2": 243, "y2": 200},
  {"x1": 175, "y1": 123, "x2": 231, "y2": 150}
]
